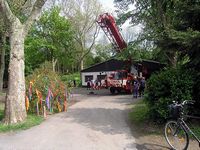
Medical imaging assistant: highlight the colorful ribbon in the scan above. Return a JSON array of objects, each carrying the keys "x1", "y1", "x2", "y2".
[
  {"x1": 28, "y1": 81, "x2": 33, "y2": 100},
  {"x1": 25, "y1": 96, "x2": 29, "y2": 111}
]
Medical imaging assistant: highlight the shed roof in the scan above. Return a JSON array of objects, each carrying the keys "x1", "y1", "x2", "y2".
[
  {"x1": 81, "y1": 58, "x2": 165, "y2": 74},
  {"x1": 81, "y1": 59, "x2": 127, "y2": 73}
]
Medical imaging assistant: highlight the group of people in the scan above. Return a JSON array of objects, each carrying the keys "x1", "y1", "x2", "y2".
[
  {"x1": 86, "y1": 76, "x2": 146, "y2": 98},
  {"x1": 132, "y1": 77, "x2": 146, "y2": 98},
  {"x1": 86, "y1": 79, "x2": 101, "y2": 90}
]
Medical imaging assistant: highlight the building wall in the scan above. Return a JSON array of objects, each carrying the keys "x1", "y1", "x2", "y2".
[{"x1": 81, "y1": 71, "x2": 112, "y2": 86}]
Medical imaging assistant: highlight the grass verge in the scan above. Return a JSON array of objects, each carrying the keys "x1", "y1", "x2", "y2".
[
  {"x1": 129, "y1": 100, "x2": 149, "y2": 124},
  {"x1": 0, "y1": 91, "x2": 6, "y2": 96},
  {"x1": 129, "y1": 99, "x2": 200, "y2": 138},
  {"x1": 0, "y1": 102, "x2": 44, "y2": 133},
  {"x1": 128, "y1": 100, "x2": 163, "y2": 135}
]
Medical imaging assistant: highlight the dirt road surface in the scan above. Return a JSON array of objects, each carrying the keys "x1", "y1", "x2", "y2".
[{"x1": 0, "y1": 88, "x2": 137, "y2": 150}]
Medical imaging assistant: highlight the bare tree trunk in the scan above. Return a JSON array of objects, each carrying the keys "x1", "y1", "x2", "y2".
[
  {"x1": 80, "y1": 59, "x2": 84, "y2": 70},
  {"x1": 0, "y1": 34, "x2": 6, "y2": 92},
  {"x1": 170, "y1": 53, "x2": 177, "y2": 68},
  {"x1": 166, "y1": 51, "x2": 177, "y2": 67},
  {"x1": 52, "y1": 58, "x2": 57, "y2": 72},
  {"x1": 0, "y1": 0, "x2": 47, "y2": 124},
  {"x1": 4, "y1": 19, "x2": 26, "y2": 124}
]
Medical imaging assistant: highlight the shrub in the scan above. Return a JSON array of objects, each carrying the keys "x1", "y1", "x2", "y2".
[
  {"x1": 61, "y1": 72, "x2": 81, "y2": 87},
  {"x1": 193, "y1": 72, "x2": 200, "y2": 113},
  {"x1": 144, "y1": 66, "x2": 194, "y2": 122},
  {"x1": 25, "y1": 62, "x2": 69, "y2": 114}
]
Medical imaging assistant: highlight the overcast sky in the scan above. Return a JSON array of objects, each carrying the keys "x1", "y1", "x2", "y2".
[
  {"x1": 97, "y1": 0, "x2": 142, "y2": 44},
  {"x1": 99, "y1": 0, "x2": 115, "y2": 13}
]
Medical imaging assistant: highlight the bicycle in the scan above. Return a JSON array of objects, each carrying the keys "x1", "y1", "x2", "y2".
[{"x1": 164, "y1": 100, "x2": 200, "y2": 150}]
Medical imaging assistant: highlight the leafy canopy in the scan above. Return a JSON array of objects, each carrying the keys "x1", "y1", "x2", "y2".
[{"x1": 25, "y1": 7, "x2": 75, "y2": 74}]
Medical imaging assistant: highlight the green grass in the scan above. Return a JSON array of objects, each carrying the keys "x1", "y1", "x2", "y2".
[
  {"x1": 0, "y1": 91, "x2": 6, "y2": 96},
  {"x1": 187, "y1": 121, "x2": 200, "y2": 139},
  {"x1": 129, "y1": 100, "x2": 200, "y2": 137},
  {"x1": 0, "y1": 102, "x2": 44, "y2": 132},
  {"x1": 128, "y1": 100, "x2": 163, "y2": 135},
  {"x1": 129, "y1": 100, "x2": 149, "y2": 124}
]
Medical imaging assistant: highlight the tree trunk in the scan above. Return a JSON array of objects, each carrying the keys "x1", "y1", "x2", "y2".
[
  {"x1": 4, "y1": 19, "x2": 27, "y2": 124},
  {"x1": 167, "y1": 51, "x2": 177, "y2": 67},
  {"x1": 0, "y1": 34, "x2": 6, "y2": 92},
  {"x1": 80, "y1": 59, "x2": 84, "y2": 70},
  {"x1": 52, "y1": 58, "x2": 57, "y2": 72}
]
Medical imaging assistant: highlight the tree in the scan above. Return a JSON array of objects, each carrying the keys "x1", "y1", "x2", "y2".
[
  {"x1": 0, "y1": 0, "x2": 47, "y2": 124},
  {"x1": 0, "y1": 10, "x2": 8, "y2": 92},
  {"x1": 61, "y1": 0, "x2": 102, "y2": 70},
  {"x1": 0, "y1": 31, "x2": 5, "y2": 92},
  {"x1": 25, "y1": 7, "x2": 75, "y2": 74},
  {"x1": 114, "y1": 0, "x2": 200, "y2": 67},
  {"x1": 115, "y1": 0, "x2": 200, "y2": 113},
  {"x1": 95, "y1": 44, "x2": 114, "y2": 61}
]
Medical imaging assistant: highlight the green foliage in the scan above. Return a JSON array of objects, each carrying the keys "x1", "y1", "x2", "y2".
[
  {"x1": 115, "y1": 0, "x2": 200, "y2": 67},
  {"x1": 0, "y1": 108, "x2": 3, "y2": 121},
  {"x1": 117, "y1": 42, "x2": 153, "y2": 61},
  {"x1": 145, "y1": 67, "x2": 194, "y2": 121},
  {"x1": 61, "y1": 72, "x2": 81, "y2": 87},
  {"x1": 115, "y1": 0, "x2": 200, "y2": 122},
  {"x1": 26, "y1": 62, "x2": 68, "y2": 114},
  {"x1": 84, "y1": 52, "x2": 98, "y2": 68},
  {"x1": 190, "y1": 124, "x2": 200, "y2": 139},
  {"x1": 94, "y1": 44, "x2": 114, "y2": 61},
  {"x1": 25, "y1": 7, "x2": 75, "y2": 75}
]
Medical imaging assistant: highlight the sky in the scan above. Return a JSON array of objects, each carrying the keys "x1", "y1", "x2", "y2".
[
  {"x1": 99, "y1": 0, "x2": 115, "y2": 14},
  {"x1": 97, "y1": 0, "x2": 142, "y2": 43}
]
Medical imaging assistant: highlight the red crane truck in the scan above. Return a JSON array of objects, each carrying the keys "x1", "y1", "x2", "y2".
[{"x1": 97, "y1": 13, "x2": 134, "y2": 94}]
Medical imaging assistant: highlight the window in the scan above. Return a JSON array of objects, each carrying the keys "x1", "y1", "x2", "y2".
[
  {"x1": 85, "y1": 75, "x2": 93, "y2": 82},
  {"x1": 97, "y1": 75, "x2": 106, "y2": 81}
]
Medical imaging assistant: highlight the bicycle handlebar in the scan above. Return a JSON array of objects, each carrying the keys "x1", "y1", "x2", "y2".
[
  {"x1": 172, "y1": 100, "x2": 195, "y2": 107},
  {"x1": 182, "y1": 100, "x2": 195, "y2": 106}
]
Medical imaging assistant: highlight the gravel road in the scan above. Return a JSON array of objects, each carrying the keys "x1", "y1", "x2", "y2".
[{"x1": 0, "y1": 88, "x2": 137, "y2": 150}]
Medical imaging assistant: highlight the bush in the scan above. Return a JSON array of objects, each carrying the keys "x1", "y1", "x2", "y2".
[
  {"x1": 61, "y1": 72, "x2": 81, "y2": 87},
  {"x1": 26, "y1": 62, "x2": 69, "y2": 114},
  {"x1": 144, "y1": 66, "x2": 194, "y2": 122},
  {"x1": 193, "y1": 73, "x2": 200, "y2": 113}
]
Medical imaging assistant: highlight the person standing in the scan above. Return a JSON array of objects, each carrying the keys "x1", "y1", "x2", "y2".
[
  {"x1": 133, "y1": 79, "x2": 139, "y2": 98},
  {"x1": 139, "y1": 77, "x2": 146, "y2": 97},
  {"x1": 87, "y1": 79, "x2": 91, "y2": 90},
  {"x1": 73, "y1": 80, "x2": 76, "y2": 87}
]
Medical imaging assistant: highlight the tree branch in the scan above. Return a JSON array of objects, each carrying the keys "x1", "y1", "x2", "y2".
[
  {"x1": 24, "y1": 0, "x2": 47, "y2": 36},
  {"x1": 21, "y1": 0, "x2": 33, "y2": 15},
  {"x1": 81, "y1": 25, "x2": 100, "y2": 59},
  {"x1": 0, "y1": 0, "x2": 16, "y2": 23}
]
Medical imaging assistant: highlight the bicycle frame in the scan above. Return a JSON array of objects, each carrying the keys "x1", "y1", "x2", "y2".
[
  {"x1": 165, "y1": 100, "x2": 200, "y2": 149},
  {"x1": 178, "y1": 118, "x2": 200, "y2": 147}
]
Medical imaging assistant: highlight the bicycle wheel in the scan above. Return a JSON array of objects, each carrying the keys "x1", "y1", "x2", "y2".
[{"x1": 164, "y1": 120, "x2": 189, "y2": 150}]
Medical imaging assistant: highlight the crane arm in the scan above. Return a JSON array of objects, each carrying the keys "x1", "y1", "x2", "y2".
[{"x1": 97, "y1": 13, "x2": 127, "y2": 52}]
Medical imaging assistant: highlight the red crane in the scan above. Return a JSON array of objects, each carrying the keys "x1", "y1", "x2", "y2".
[
  {"x1": 96, "y1": 13, "x2": 133, "y2": 94},
  {"x1": 97, "y1": 13, "x2": 127, "y2": 52}
]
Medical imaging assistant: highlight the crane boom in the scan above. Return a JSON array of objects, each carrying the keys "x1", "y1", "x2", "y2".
[{"x1": 97, "y1": 13, "x2": 127, "y2": 52}]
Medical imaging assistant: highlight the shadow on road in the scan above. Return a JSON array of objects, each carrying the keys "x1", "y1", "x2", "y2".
[
  {"x1": 136, "y1": 143, "x2": 170, "y2": 150},
  {"x1": 64, "y1": 107, "x2": 130, "y2": 135},
  {"x1": 71, "y1": 88, "x2": 170, "y2": 150}
]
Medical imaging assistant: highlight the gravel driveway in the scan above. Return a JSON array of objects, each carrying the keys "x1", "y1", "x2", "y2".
[{"x1": 0, "y1": 88, "x2": 137, "y2": 150}]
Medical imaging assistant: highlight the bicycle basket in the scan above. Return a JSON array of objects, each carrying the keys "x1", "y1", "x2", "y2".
[{"x1": 168, "y1": 104, "x2": 181, "y2": 119}]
